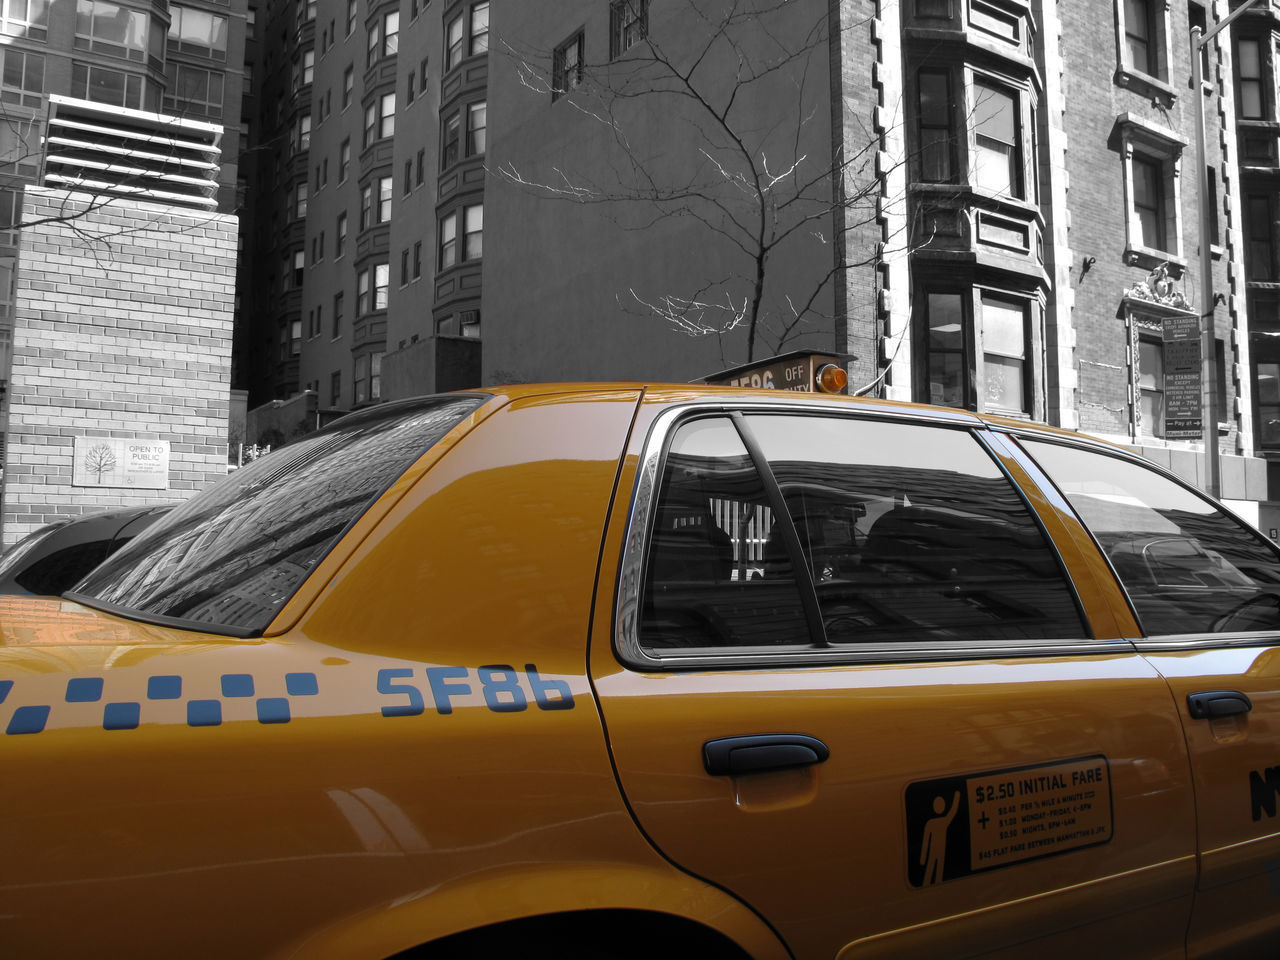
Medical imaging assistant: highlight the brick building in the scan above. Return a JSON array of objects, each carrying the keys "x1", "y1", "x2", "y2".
[
  {"x1": 244, "y1": 0, "x2": 1269, "y2": 517},
  {"x1": 0, "y1": 0, "x2": 250, "y2": 542}
]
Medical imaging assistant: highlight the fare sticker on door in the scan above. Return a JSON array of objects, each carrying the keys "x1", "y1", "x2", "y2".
[{"x1": 905, "y1": 755, "x2": 1113, "y2": 887}]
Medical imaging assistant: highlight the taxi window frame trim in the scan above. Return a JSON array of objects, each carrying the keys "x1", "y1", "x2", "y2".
[
  {"x1": 615, "y1": 400, "x2": 1115, "y2": 671},
  {"x1": 1005, "y1": 428, "x2": 1280, "y2": 648}
]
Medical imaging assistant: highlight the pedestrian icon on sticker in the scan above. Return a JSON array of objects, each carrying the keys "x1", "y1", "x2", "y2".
[
  {"x1": 905, "y1": 775, "x2": 971, "y2": 887},
  {"x1": 919, "y1": 791, "x2": 960, "y2": 885}
]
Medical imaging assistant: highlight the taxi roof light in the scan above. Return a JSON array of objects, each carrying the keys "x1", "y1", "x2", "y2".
[{"x1": 816, "y1": 363, "x2": 848, "y2": 394}]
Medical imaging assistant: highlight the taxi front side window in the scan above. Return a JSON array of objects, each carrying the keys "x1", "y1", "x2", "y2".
[
  {"x1": 636, "y1": 413, "x2": 1086, "y2": 657},
  {"x1": 1021, "y1": 439, "x2": 1280, "y2": 636}
]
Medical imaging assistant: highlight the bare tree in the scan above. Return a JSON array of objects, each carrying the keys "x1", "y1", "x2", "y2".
[{"x1": 496, "y1": 0, "x2": 905, "y2": 365}]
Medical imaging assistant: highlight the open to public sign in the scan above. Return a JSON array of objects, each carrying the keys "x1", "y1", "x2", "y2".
[
  {"x1": 702, "y1": 350, "x2": 849, "y2": 394},
  {"x1": 72, "y1": 437, "x2": 170, "y2": 490}
]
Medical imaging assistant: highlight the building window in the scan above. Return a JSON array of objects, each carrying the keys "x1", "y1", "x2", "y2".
[
  {"x1": 1, "y1": 0, "x2": 49, "y2": 40},
  {"x1": 438, "y1": 206, "x2": 480, "y2": 269},
  {"x1": 292, "y1": 249, "x2": 304, "y2": 287},
  {"x1": 466, "y1": 101, "x2": 486, "y2": 155},
  {"x1": 1138, "y1": 333, "x2": 1164, "y2": 437},
  {"x1": 367, "y1": 15, "x2": 380, "y2": 67},
  {"x1": 971, "y1": 80, "x2": 1021, "y2": 198},
  {"x1": 553, "y1": 30, "x2": 584, "y2": 99},
  {"x1": 1118, "y1": 0, "x2": 1166, "y2": 82},
  {"x1": 331, "y1": 370, "x2": 342, "y2": 406},
  {"x1": 301, "y1": 49, "x2": 315, "y2": 86},
  {"x1": 406, "y1": 71, "x2": 415, "y2": 104},
  {"x1": 163, "y1": 62, "x2": 224, "y2": 117},
  {"x1": 917, "y1": 288, "x2": 1032, "y2": 414},
  {"x1": 360, "y1": 183, "x2": 372, "y2": 229},
  {"x1": 464, "y1": 203, "x2": 483, "y2": 259},
  {"x1": 342, "y1": 65, "x2": 354, "y2": 109},
  {"x1": 445, "y1": 13, "x2": 464, "y2": 70},
  {"x1": 610, "y1": 0, "x2": 647, "y2": 59},
  {"x1": 355, "y1": 351, "x2": 383, "y2": 404},
  {"x1": 357, "y1": 267, "x2": 370, "y2": 314},
  {"x1": 346, "y1": 0, "x2": 355, "y2": 35},
  {"x1": 1116, "y1": 118, "x2": 1183, "y2": 264},
  {"x1": 470, "y1": 2, "x2": 488, "y2": 55},
  {"x1": 413, "y1": 240, "x2": 422, "y2": 278},
  {"x1": 460, "y1": 310, "x2": 481, "y2": 338},
  {"x1": 374, "y1": 262, "x2": 389, "y2": 308},
  {"x1": 296, "y1": 113, "x2": 311, "y2": 152},
  {"x1": 364, "y1": 103, "x2": 376, "y2": 147},
  {"x1": 922, "y1": 291, "x2": 966, "y2": 407},
  {"x1": 377, "y1": 174, "x2": 393, "y2": 222},
  {"x1": 416, "y1": 148, "x2": 425, "y2": 184},
  {"x1": 0, "y1": 117, "x2": 38, "y2": 174},
  {"x1": 442, "y1": 111, "x2": 460, "y2": 168},
  {"x1": 75, "y1": 0, "x2": 148, "y2": 62},
  {"x1": 295, "y1": 182, "x2": 308, "y2": 219},
  {"x1": 978, "y1": 293, "x2": 1029, "y2": 415},
  {"x1": 290, "y1": 319, "x2": 302, "y2": 356},
  {"x1": 917, "y1": 70, "x2": 953, "y2": 182},
  {"x1": 440, "y1": 211, "x2": 457, "y2": 269},
  {"x1": 1189, "y1": 2, "x2": 1210, "y2": 80},
  {"x1": 336, "y1": 212, "x2": 348, "y2": 257},
  {"x1": 1246, "y1": 193, "x2": 1277, "y2": 282},
  {"x1": 339, "y1": 139, "x2": 350, "y2": 181},
  {"x1": 168, "y1": 5, "x2": 229, "y2": 61},
  {"x1": 404, "y1": 159, "x2": 413, "y2": 194},
  {"x1": 1236, "y1": 37, "x2": 1266, "y2": 120},
  {"x1": 1131, "y1": 154, "x2": 1167, "y2": 251},
  {"x1": 1, "y1": 49, "x2": 44, "y2": 108},
  {"x1": 400, "y1": 248, "x2": 409, "y2": 286},
  {"x1": 71, "y1": 61, "x2": 143, "y2": 109},
  {"x1": 379, "y1": 91, "x2": 396, "y2": 138},
  {"x1": 333, "y1": 291, "x2": 344, "y2": 337}
]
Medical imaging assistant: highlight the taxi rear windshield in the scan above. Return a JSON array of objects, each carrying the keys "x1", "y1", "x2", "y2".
[{"x1": 68, "y1": 395, "x2": 487, "y2": 636}]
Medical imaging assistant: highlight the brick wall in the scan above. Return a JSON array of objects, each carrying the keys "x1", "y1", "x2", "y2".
[{"x1": 1, "y1": 187, "x2": 237, "y2": 547}]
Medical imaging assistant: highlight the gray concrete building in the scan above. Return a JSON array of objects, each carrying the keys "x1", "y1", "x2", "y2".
[{"x1": 246, "y1": 0, "x2": 1270, "y2": 520}]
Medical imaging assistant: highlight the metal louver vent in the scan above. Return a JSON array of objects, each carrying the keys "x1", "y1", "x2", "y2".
[{"x1": 41, "y1": 95, "x2": 222, "y2": 211}]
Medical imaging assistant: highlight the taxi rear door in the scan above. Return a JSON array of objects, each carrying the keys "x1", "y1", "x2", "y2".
[
  {"x1": 590, "y1": 401, "x2": 1197, "y2": 960},
  {"x1": 1017, "y1": 437, "x2": 1280, "y2": 959}
]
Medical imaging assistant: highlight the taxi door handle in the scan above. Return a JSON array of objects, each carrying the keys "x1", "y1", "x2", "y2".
[
  {"x1": 703, "y1": 734, "x2": 830, "y2": 776},
  {"x1": 1187, "y1": 690, "x2": 1253, "y2": 720}
]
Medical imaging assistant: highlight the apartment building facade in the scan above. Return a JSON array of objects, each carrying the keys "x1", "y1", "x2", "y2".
[{"x1": 245, "y1": 0, "x2": 1268, "y2": 515}]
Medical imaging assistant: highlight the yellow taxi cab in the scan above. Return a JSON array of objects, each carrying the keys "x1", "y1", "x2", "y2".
[{"x1": 3, "y1": 381, "x2": 1280, "y2": 959}]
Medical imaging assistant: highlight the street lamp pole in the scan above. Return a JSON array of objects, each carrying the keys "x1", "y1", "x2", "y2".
[{"x1": 1192, "y1": 0, "x2": 1264, "y2": 499}]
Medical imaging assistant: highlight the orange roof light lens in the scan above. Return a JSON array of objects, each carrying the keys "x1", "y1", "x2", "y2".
[{"x1": 815, "y1": 363, "x2": 848, "y2": 394}]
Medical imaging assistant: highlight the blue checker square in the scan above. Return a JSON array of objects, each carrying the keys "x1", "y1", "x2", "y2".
[
  {"x1": 7, "y1": 705, "x2": 50, "y2": 735},
  {"x1": 103, "y1": 702, "x2": 141, "y2": 731},
  {"x1": 147, "y1": 675, "x2": 182, "y2": 700},
  {"x1": 221, "y1": 674, "x2": 255, "y2": 698},
  {"x1": 256, "y1": 698, "x2": 291, "y2": 724},
  {"x1": 0, "y1": 679, "x2": 12, "y2": 704},
  {"x1": 285, "y1": 672, "x2": 318, "y2": 697},
  {"x1": 187, "y1": 700, "x2": 222, "y2": 727},
  {"x1": 65, "y1": 677, "x2": 104, "y2": 703}
]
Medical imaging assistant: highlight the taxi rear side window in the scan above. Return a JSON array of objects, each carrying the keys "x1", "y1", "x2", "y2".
[
  {"x1": 69, "y1": 395, "x2": 488, "y2": 636},
  {"x1": 638, "y1": 413, "x2": 1086, "y2": 653},
  {"x1": 1021, "y1": 439, "x2": 1280, "y2": 636}
]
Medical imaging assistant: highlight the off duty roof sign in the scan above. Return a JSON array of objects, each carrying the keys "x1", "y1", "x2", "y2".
[{"x1": 701, "y1": 350, "x2": 849, "y2": 394}]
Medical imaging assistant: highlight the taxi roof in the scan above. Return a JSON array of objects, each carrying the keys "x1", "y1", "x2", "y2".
[{"x1": 470, "y1": 381, "x2": 1113, "y2": 446}]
